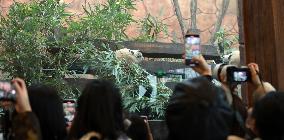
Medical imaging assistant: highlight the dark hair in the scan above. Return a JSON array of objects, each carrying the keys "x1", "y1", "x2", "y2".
[
  {"x1": 166, "y1": 77, "x2": 233, "y2": 140},
  {"x1": 28, "y1": 84, "x2": 67, "y2": 140},
  {"x1": 126, "y1": 115, "x2": 149, "y2": 140},
  {"x1": 252, "y1": 91, "x2": 284, "y2": 140},
  {"x1": 68, "y1": 79, "x2": 124, "y2": 140}
]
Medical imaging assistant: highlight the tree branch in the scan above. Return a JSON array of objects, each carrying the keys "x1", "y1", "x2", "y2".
[
  {"x1": 197, "y1": 8, "x2": 217, "y2": 15},
  {"x1": 140, "y1": 0, "x2": 149, "y2": 15},
  {"x1": 172, "y1": 0, "x2": 185, "y2": 38},
  {"x1": 209, "y1": 0, "x2": 230, "y2": 44},
  {"x1": 190, "y1": 0, "x2": 198, "y2": 29}
]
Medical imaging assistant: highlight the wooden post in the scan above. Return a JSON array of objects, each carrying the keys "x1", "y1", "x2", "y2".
[
  {"x1": 243, "y1": 0, "x2": 284, "y2": 106},
  {"x1": 271, "y1": 0, "x2": 284, "y2": 91},
  {"x1": 237, "y1": 0, "x2": 248, "y2": 105}
]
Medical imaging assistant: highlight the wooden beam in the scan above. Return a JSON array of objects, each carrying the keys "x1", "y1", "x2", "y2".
[
  {"x1": 119, "y1": 41, "x2": 221, "y2": 61},
  {"x1": 139, "y1": 61, "x2": 189, "y2": 74},
  {"x1": 91, "y1": 40, "x2": 220, "y2": 60},
  {"x1": 65, "y1": 78, "x2": 93, "y2": 91}
]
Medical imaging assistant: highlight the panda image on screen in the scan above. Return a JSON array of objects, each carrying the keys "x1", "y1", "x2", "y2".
[
  {"x1": 233, "y1": 71, "x2": 248, "y2": 82},
  {"x1": 185, "y1": 35, "x2": 200, "y2": 66},
  {"x1": 63, "y1": 100, "x2": 76, "y2": 125}
]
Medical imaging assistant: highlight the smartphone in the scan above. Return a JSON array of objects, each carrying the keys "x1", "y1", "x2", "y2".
[
  {"x1": 63, "y1": 99, "x2": 76, "y2": 123},
  {"x1": 227, "y1": 67, "x2": 251, "y2": 83},
  {"x1": 0, "y1": 81, "x2": 16, "y2": 102},
  {"x1": 185, "y1": 34, "x2": 201, "y2": 66}
]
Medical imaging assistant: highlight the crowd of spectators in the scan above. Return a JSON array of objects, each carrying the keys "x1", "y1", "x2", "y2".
[{"x1": 0, "y1": 54, "x2": 283, "y2": 140}]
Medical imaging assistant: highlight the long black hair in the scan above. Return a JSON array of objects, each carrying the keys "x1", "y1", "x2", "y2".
[
  {"x1": 28, "y1": 84, "x2": 67, "y2": 140},
  {"x1": 67, "y1": 79, "x2": 124, "y2": 140}
]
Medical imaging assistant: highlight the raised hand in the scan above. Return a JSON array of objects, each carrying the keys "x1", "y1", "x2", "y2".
[{"x1": 12, "y1": 78, "x2": 32, "y2": 113}]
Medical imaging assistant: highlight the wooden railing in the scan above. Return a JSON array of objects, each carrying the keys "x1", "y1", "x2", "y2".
[
  {"x1": 68, "y1": 41, "x2": 221, "y2": 90},
  {"x1": 120, "y1": 41, "x2": 221, "y2": 75}
]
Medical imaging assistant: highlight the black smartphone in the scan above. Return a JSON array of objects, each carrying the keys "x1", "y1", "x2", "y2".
[
  {"x1": 63, "y1": 99, "x2": 76, "y2": 123},
  {"x1": 185, "y1": 34, "x2": 201, "y2": 66},
  {"x1": 227, "y1": 67, "x2": 251, "y2": 83}
]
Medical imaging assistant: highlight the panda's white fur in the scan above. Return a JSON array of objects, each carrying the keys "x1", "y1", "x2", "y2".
[{"x1": 115, "y1": 48, "x2": 144, "y2": 63}]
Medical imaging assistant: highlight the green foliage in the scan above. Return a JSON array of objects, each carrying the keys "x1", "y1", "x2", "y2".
[
  {"x1": 0, "y1": 0, "x2": 77, "y2": 98},
  {"x1": 0, "y1": 0, "x2": 171, "y2": 119},
  {"x1": 135, "y1": 14, "x2": 169, "y2": 42},
  {"x1": 69, "y1": 0, "x2": 135, "y2": 41},
  {"x1": 78, "y1": 43, "x2": 171, "y2": 119},
  {"x1": 148, "y1": 83, "x2": 171, "y2": 118},
  {"x1": 215, "y1": 27, "x2": 239, "y2": 57}
]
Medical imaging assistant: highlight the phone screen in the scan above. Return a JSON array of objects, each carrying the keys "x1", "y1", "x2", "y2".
[
  {"x1": 63, "y1": 100, "x2": 76, "y2": 123},
  {"x1": 185, "y1": 35, "x2": 200, "y2": 66},
  {"x1": 0, "y1": 81, "x2": 16, "y2": 101},
  {"x1": 233, "y1": 71, "x2": 249, "y2": 82},
  {"x1": 227, "y1": 67, "x2": 251, "y2": 83}
]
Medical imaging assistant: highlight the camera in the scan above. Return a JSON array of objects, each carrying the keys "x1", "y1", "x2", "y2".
[
  {"x1": 226, "y1": 67, "x2": 251, "y2": 83},
  {"x1": 212, "y1": 64, "x2": 251, "y2": 84},
  {"x1": 0, "y1": 81, "x2": 16, "y2": 102}
]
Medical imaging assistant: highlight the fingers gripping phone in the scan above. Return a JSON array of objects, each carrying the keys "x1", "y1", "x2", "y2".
[{"x1": 185, "y1": 34, "x2": 201, "y2": 66}]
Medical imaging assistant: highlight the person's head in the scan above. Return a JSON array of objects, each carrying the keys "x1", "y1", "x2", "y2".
[
  {"x1": 126, "y1": 115, "x2": 150, "y2": 140},
  {"x1": 68, "y1": 79, "x2": 124, "y2": 140},
  {"x1": 252, "y1": 91, "x2": 284, "y2": 140},
  {"x1": 166, "y1": 77, "x2": 233, "y2": 140},
  {"x1": 28, "y1": 84, "x2": 67, "y2": 140}
]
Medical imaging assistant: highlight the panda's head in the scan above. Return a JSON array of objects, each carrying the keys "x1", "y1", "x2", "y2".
[
  {"x1": 115, "y1": 48, "x2": 144, "y2": 63},
  {"x1": 128, "y1": 50, "x2": 143, "y2": 62}
]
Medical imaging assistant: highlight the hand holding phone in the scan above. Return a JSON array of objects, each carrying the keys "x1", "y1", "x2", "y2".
[
  {"x1": 12, "y1": 78, "x2": 32, "y2": 113},
  {"x1": 190, "y1": 55, "x2": 212, "y2": 76}
]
